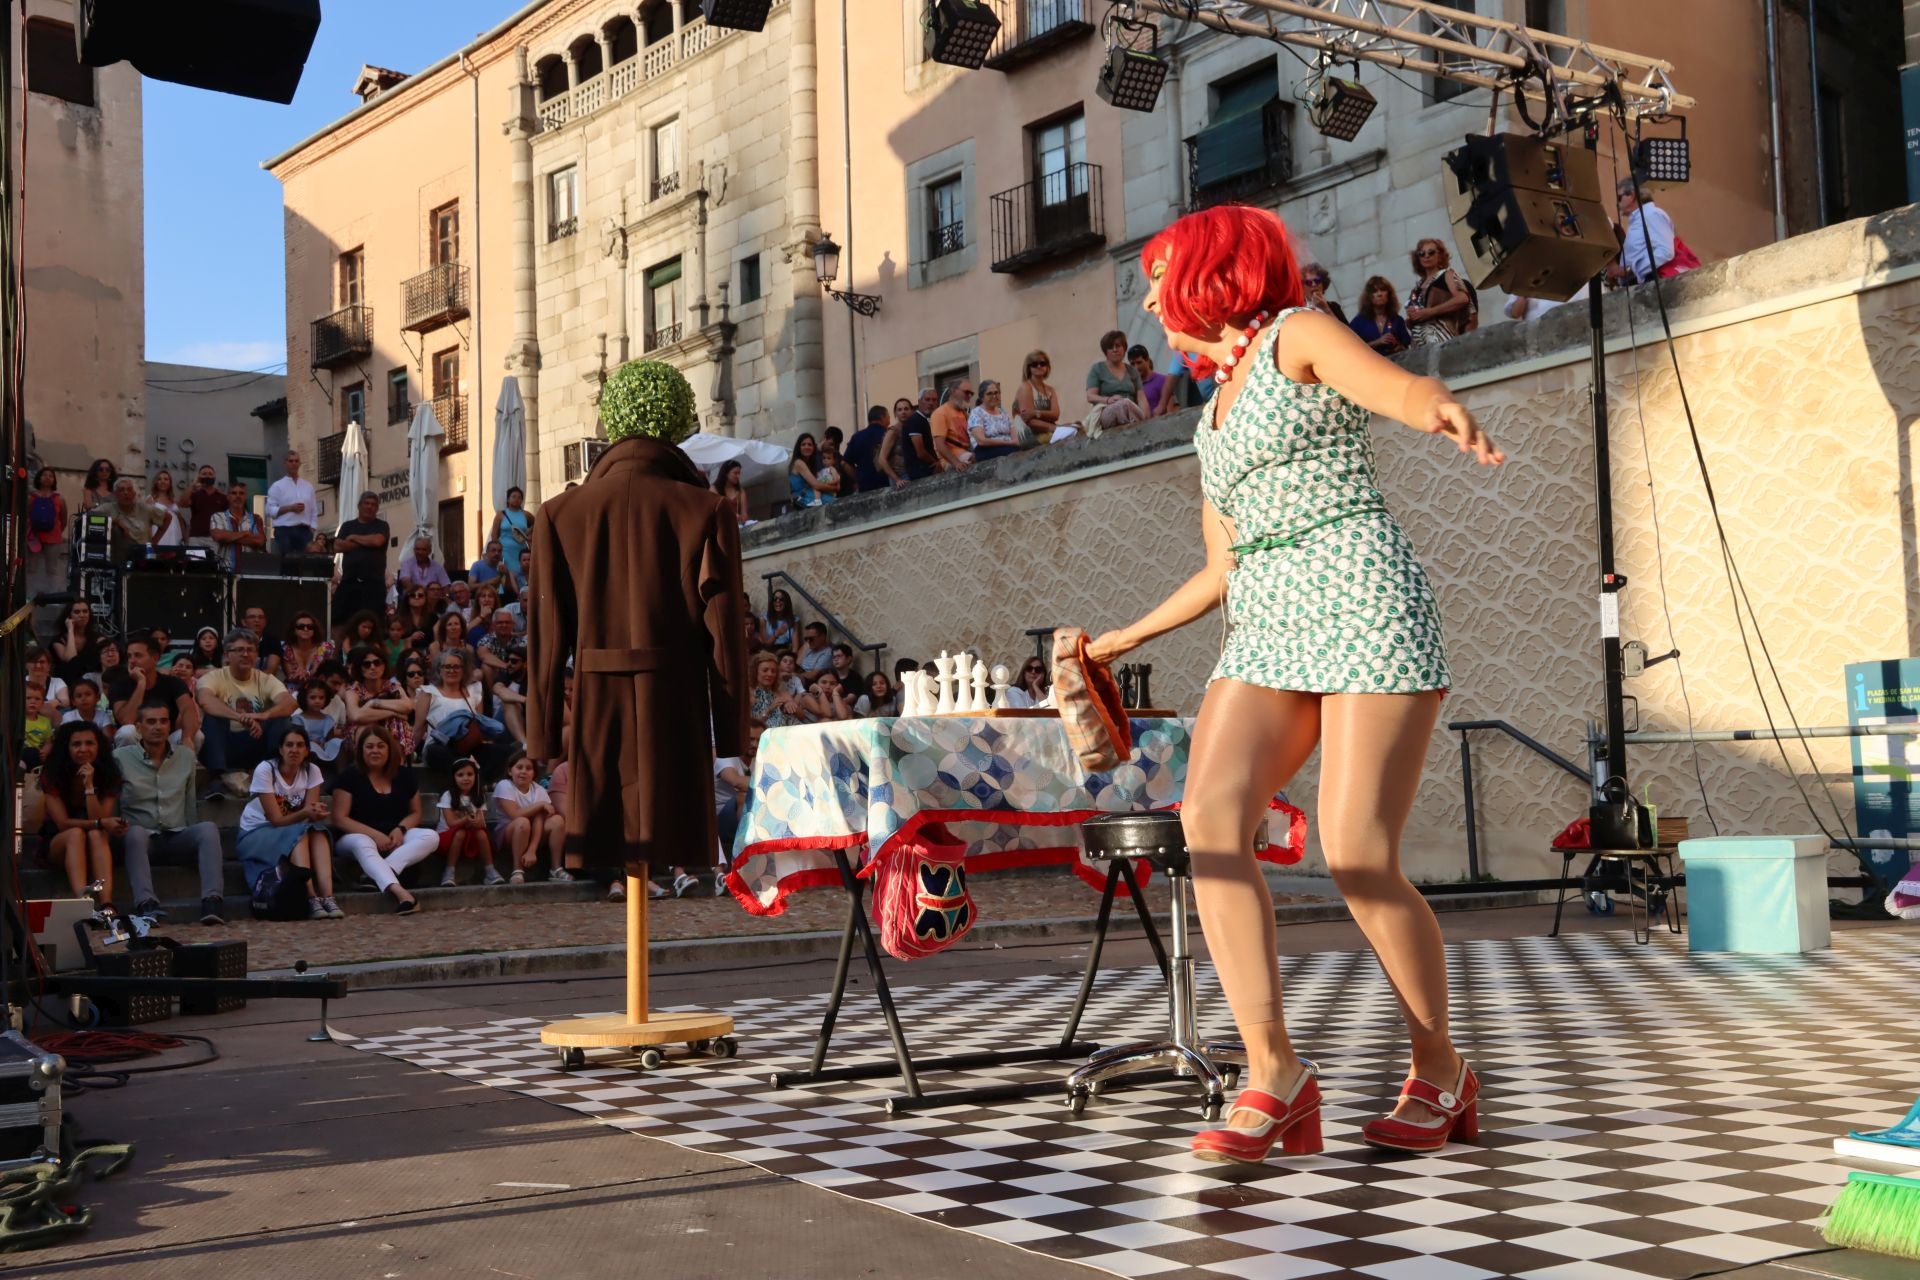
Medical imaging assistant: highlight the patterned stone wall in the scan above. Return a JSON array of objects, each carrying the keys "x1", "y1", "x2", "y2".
[{"x1": 747, "y1": 227, "x2": 1920, "y2": 885}]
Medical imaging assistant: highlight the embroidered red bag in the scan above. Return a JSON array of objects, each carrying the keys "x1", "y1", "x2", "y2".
[
  {"x1": 874, "y1": 835, "x2": 977, "y2": 961},
  {"x1": 1052, "y1": 627, "x2": 1131, "y2": 775}
]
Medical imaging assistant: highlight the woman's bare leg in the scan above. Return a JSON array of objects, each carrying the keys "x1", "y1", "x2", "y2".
[
  {"x1": 1317, "y1": 691, "x2": 1458, "y2": 1121},
  {"x1": 52, "y1": 830, "x2": 87, "y2": 898},
  {"x1": 1182, "y1": 679, "x2": 1323, "y2": 1125},
  {"x1": 304, "y1": 833, "x2": 336, "y2": 896},
  {"x1": 87, "y1": 832, "x2": 113, "y2": 902}
]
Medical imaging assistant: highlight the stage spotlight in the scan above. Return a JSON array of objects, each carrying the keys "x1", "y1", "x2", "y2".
[
  {"x1": 1310, "y1": 76, "x2": 1377, "y2": 142},
  {"x1": 1632, "y1": 126, "x2": 1691, "y2": 185},
  {"x1": 701, "y1": 0, "x2": 773, "y2": 32},
  {"x1": 1096, "y1": 44, "x2": 1169, "y2": 112},
  {"x1": 926, "y1": 0, "x2": 1001, "y2": 69}
]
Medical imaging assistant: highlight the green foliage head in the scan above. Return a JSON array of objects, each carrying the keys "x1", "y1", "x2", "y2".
[{"x1": 601, "y1": 360, "x2": 697, "y2": 444}]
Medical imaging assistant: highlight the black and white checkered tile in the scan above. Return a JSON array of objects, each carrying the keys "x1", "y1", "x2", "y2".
[{"x1": 344, "y1": 930, "x2": 1920, "y2": 1279}]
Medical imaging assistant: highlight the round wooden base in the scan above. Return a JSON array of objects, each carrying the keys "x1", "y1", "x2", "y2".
[{"x1": 540, "y1": 1010, "x2": 733, "y2": 1050}]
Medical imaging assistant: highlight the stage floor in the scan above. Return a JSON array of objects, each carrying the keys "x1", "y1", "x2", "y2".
[{"x1": 341, "y1": 928, "x2": 1919, "y2": 1280}]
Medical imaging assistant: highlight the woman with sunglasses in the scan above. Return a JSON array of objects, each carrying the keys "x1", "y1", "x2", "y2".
[
  {"x1": 1300, "y1": 262, "x2": 1347, "y2": 324},
  {"x1": 1406, "y1": 238, "x2": 1473, "y2": 346},
  {"x1": 344, "y1": 646, "x2": 421, "y2": 762},
  {"x1": 1012, "y1": 351, "x2": 1063, "y2": 444},
  {"x1": 763, "y1": 590, "x2": 797, "y2": 650},
  {"x1": 1093, "y1": 204, "x2": 1502, "y2": 1164},
  {"x1": 395, "y1": 585, "x2": 436, "y2": 652},
  {"x1": 1000, "y1": 656, "x2": 1051, "y2": 709},
  {"x1": 279, "y1": 612, "x2": 327, "y2": 693}
]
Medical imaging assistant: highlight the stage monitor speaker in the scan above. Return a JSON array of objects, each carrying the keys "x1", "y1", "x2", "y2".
[
  {"x1": 76, "y1": 0, "x2": 321, "y2": 105},
  {"x1": 121, "y1": 572, "x2": 227, "y2": 645},
  {"x1": 1443, "y1": 133, "x2": 1616, "y2": 302},
  {"x1": 231, "y1": 575, "x2": 333, "y2": 635}
]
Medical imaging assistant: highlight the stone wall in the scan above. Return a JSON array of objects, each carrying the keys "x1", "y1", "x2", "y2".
[{"x1": 744, "y1": 204, "x2": 1920, "y2": 884}]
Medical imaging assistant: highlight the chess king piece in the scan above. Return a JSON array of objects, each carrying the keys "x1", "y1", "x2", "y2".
[
  {"x1": 990, "y1": 663, "x2": 1012, "y2": 708},
  {"x1": 970, "y1": 659, "x2": 991, "y2": 712},
  {"x1": 954, "y1": 652, "x2": 975, "y2": 711},
  {"x1": 934, "y1": 651, "x2": 956, "y2": 714}
]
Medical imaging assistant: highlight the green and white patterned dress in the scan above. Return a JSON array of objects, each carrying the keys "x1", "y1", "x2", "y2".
[{"x1": 1195, "y1": 307, "x2": 1451, "y2": 694}]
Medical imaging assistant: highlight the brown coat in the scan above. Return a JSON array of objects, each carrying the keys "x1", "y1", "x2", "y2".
[{"x1": 527, "y1": 437, "x2": 748, "y2": 871}]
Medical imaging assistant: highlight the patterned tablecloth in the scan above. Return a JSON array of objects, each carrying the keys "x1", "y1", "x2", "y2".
[{"x1": 727, "y1": 715, "x2": 1306, "y2": 916}]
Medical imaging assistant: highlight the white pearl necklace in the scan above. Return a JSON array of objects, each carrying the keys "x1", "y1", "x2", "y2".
[{"x1": 1214, "y1": 311, "x2": 1273, "y2": 385}]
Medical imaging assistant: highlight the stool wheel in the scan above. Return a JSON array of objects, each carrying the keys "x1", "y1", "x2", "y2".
[
  {"x1": 1068, "y1": 1086, "x2": 1090, "y2": 1119},
  {"x1": 557, "y1": 1047, "x2": 586, "y2": 1071},
  {"x1": 1201, "y1": 1092, "x2": 1224, "y2": 1124},
  {"x1": 637, "y1": 1048, "x2": 665, "y2": 1070}
]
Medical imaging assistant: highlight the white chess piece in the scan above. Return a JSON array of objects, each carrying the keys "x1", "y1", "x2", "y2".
[
  {"x1": 953, "y1": 653, "x2": 974, "y2": 711},
  {"x1": 970, "y1": 661, "x2": 991, "y2": 712},
  {"x1": 899, "y1": 672, "x2": 920, "y2": 716},
  {"x1": 990, "y1": 663, "x2": 1012, "y2": 709},
  {"x1": 911, "y1": 672, "x2": 931, "y2": 716},
  {"x1": 934, "y1": 651, "x2": 955, "y2": 714}
]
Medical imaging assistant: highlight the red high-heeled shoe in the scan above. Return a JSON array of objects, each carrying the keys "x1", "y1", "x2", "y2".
[
  {"x1": 1361, "y1": 1061, "x2": 1479, "y2": 1153},
  {"x1": 1191, "y1": 1071, "x2": 1323, "y2": 1164}
]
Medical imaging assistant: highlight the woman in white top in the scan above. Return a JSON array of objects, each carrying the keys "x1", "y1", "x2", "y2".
[
  {"x1": 234, "y1": 725, "x2": 339, "y2": 919},
  {"x1": 967, "y1": 380, "x2": 1021, "y2": 462},
  {"x1": 414, "y1": 651, "x2": 506, "y2": 754},
  {"x1": 147, "y1": 469, "x2": 182, "y2": 548}
]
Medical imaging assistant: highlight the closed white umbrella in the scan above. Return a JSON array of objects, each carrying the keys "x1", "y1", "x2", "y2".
[
  {"x1": 407, "y1": 400, "x2": 445, "y2": 555},
  {"x1": 678, "y1": 431, "x2": 790, "y2": 485},
  {"x1": 492, "y1": 376, "x2": 527, "y2": 511},
  {"x1": 335, "y1": 418, "x2": 370, "y2": 528}
]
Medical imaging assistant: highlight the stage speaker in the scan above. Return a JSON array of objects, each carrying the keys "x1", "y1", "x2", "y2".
[
  {"x1": 121, "y1": 572, "x2": 227, "y2": 644},
  {"x1": 1443, "y1": 133, "x2": 1616, "y2": 302},
  {"x1": 76, "y1": 0, "x2": 321, "y2": 105},
  {"x1": 231, "y1": 575, "x2": 333, "y2": 635}
]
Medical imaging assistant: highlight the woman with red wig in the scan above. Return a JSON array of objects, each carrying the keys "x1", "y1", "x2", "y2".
[{"x1": 1090, "y1": 205, "x2": 1503, "y2": 1164}]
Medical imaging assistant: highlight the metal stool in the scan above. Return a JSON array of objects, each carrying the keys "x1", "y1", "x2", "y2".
[{"x1": 1066, "y1": 811, "x2": 1252, "y2": 1122}]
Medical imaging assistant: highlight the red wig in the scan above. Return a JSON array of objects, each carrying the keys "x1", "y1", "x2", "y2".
[{"x1": 1141, "y1": 205, "x2": 1304, "y2": 380}]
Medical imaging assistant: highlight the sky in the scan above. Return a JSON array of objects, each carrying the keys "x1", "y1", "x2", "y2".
[{"x1": 142, "y1": 0, "x2": 527, "y2": 369}]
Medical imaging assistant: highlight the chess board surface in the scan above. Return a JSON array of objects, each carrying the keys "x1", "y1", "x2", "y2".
[{"x1": 343, "y1": 930, "x2": 1920, "y2": 1279}]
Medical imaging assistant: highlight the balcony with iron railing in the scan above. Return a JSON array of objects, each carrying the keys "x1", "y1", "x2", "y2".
[
  {"x1": 550, "y1": 215, "x2": 578, "y2": 242},
  {"x1": 650, "y1": 170, "x2": 681, "y2": 202},
  {"x1": 927, "y1": 219, "x2": 965, "y2": 262},
  {"x1": 535, "y1": 18, "x2": 734, "y2": 134},
  {"x1": 311, "y1": 305, "x2": 373, "y2": 370},
  {"x1": 387, "y1": 397, "x2": 412, "y2": 426},
  {"x1": 402, "y1": 262, "x2": 471, "y2": 333},
  {"x1": 317, "y1": 432, "x2": 344, "y2": 485},
  {"x1": 1185, "y1": 100, "x2": 1294, "y2": 211},
  {"x1": 644, "y1": 322, "x2": 684, "y2": 352},
  {"x1": 435, "y1": 392, "x2": 468, "y2": 453},
  {"x1": 981, "y1": 0, "x2": 1094, "y2": 72},
  {"x1": 989, "y1": 162, "x2": 1105, "y2": 274}
]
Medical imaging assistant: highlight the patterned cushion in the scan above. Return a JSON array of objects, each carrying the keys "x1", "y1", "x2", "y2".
[{"x1": 1052, "y1": 628, "x2": 1130, "y2": 775}]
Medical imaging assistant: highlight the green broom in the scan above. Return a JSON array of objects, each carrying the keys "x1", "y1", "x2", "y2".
[{"x1": 1822, "y1": 1171, "x2": 1920, "y2": 1260}]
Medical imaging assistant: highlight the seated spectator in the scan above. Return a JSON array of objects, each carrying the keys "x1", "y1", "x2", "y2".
[
  {"x1": 344, "y1": 646, "x2": 420, "y2": 761},
  {"x1": 234, "y1": 725, "x2": 338, "y2": 920},
  {"x1": 931, "y1": 382, "x2": 975, "y2": 471},
  {"x1": 279, "y1": 611, "x2": 327, "y2": 692},
  {"x1": 197, "y1": 627, "x2": 297, "y2": 793},
  {"x1": 296, "y1": 681, "x2": 347, "y2": 764},
  {"x1": 239, "y1": 605, "x2": 284, "y2": 676},
  {"x1": 1129, "y1": 346, "x2": 1176, "y2": 419},
  {"x1": 425, "y1": 580, "x2": 450, "y2": 617},
  {"x1": 331, "y1": 724, "x2": 436, "y2": 915},
  {"x1": 115, "y1": 698, "x2": 226, "y2": 924},
  {"x1": 796, "y1": 622, "x2": 834, "y2": 685},
  {"x1": 415, "y1": 651, "x2": 508, "y2": 768},
  {"x1": 468, "y1": 581, "x2": 502, "y2": 631},
  {"x1": 394, "y1": 585, "x2": 436, "y2": 651},
  {"x1": 802, "y1": 670, "x2": 854, "y2": 723},
  {"x1": 776, "y1": 649, "x2": 806, "y2": 696},
  {"x1": 828, "y1": 642, "x2": 860, "y2": 691},
  {"x1": 892, "y1": 656, "x2": 921, "y2": 690},
  {"x1": 384, "y1": 613, "x2": 413, "y2": 666},
  {"x1": 475, "y1": 607, "x2": 519, "y2": 684},
  {"x1": 436, "y1": 756, "x2": 501, "y2": 887},
  {"x1": 854, "y1": 670, "x2": 897, "y2": 717},
  {"x1": 26, "y1": 645, "x2": 69, "y2": 711},
  {"x1": 41, "y1": 721, "x2": 124, "y2": 902},
  {"x1": 968, "y1": 381, "x2": 1021, "y2": 461},
  {"x1": 1609, "y1": 175, "x2": 1697, "y2": 284},
  {"x1": 1013, "y1": 351, "x2": 1065, "y2": 444},
  {"x1": 788, "y1": 433, "x2": 838, "y2": 508},
  {"x1": 207, "y1": 480, "x2": 266, "y2": 572},
  {"x1": 447, "y1": 578, "x2": 472, "y2": 615},
  {"x1": 110, "y1": 634, "x2": 200, "y2": 748},
  {"x1": 713, "y1": 739, "x2": 754, "y2": 893},
  {"x1": 843, "y1": 405, "x2": 899, "y2": 493},
  {"x1": 1351, "y1": 276, "x2": 1413, "y2": 354},
  {"x1": 491, "y1": 646, "x2": 529, "y2": 746},
  {"x1": 51, "y1": 599, "x2": 104, "y2": 687},
  {"x1": 763, "y1": 590, "x2": 797, "y2": 649},
  {"x1": 191, "y1": 626, "x2": 222, "y2": 670},
  {"x1": 90, "y1": 638, "x2": 122, "y2": 689},
  {"x1": 495, "y1": 585, "x2": 528, "y2": 639},
  {"x1": 1003, "y1": 655, "x2": 1052, "y2": 709},
  {"x1": 312, "y1": 658, "x2": 350, "y2": 723},
  {"x1": 469, "y1": 539, "x2": 507, "y2": 591},
  {"x1": 430, "y1": 610, "x2": 478, "y2": 674},
  {"x1": 396, "y1": 536, "x2": 450, "y2": 593},
  {"x1": 1301, "y1": 262, "x2": 1346, "y2": 323},
  {"x1": 1086, "y1": 330, "x2": 1149, "y2": 433},
  {"x1": 712, "y1": 460, "x2": 753, "y2": 522},
  {"x1": 62, "y1": 678, "x2": 113, "y2": 731},
  {"x1": 749, "y1": 652, "x2": 803, "y2": 730},
  {"x1": 492, "y1": 749, "x2": 561, "y2": 884},
  {"x1": 21, "y1": 681, "x2": 53, "y2": 768},
  {"x1": 333, "y1": 611, "x2": 383, "y2": 661}
]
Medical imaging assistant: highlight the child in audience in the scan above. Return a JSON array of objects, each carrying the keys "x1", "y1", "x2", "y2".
[
  {"x1": 437, "y1": 756, "x2": 501, "y2": 886},
  {"x1": 60, "y1": 677, "x2": 113, "y2": 731},
  {"x1": 21, "y1": 681, "x2": 52, "y2": 769},
  {"x1": 295, "y1": 681, "x2": 346, "y2": 764},
  {"x1": 25, "y1": 646, "x2": 68, "y2": 711},
  {"x1": 491, "y1": 750, "x2": 559, "y2": 885}
]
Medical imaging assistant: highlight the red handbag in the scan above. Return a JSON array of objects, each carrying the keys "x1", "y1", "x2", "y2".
[
  {"x1": 873, "y1": 833, "x2": 977, "y2": 961},
  {"x1": 1052, "y1": 628, "x2": 1131, "y2": 774}
]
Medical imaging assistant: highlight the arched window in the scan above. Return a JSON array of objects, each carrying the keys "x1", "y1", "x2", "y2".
[
  {"x1": 641, "y1": 0, "x2": 674, "y2": 46},
  {"x1": 605, "y1": 15, "x2": 638, "y2": 65},
  {"x1": 535, "y1": 55, "x2": 568, "y2": 102},
  {"x1": 569, "y1": 34, "x2": 603, "y2": 82}
]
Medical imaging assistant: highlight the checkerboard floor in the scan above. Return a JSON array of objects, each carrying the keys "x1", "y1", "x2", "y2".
[{"x1": 343, "y1": 930, "x2": 1920, "y2": 1279}]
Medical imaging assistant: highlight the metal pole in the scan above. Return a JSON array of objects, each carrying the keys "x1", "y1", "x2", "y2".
[
  {"x1": 1627, "y1": 722, "x2": 1920, "y2": 745},
  {"x1": 1586, "y1": 128, "x2": 1629, "y2": 802},
  {"x1": 1458, "y1": 731, "x2": 1480, "y2": 880},
  {"x1": 839, "y1": 0, "x2": 860, "y2": 430},
  {"x1": 1808, "y1": 0, "x2": 1827, "y2": 226},
  {"x1": 1762, "y1": 0, "x2": 1788, "y2": 240}
]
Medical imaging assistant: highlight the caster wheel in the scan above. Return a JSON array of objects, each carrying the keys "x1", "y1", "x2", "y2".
[
  {"x1": 883, "y1": 1097, "x2": 902, "y2": 1117},
  {"x1": 1222, "y1": 1067, "x2": 1240, "y2": 1091},
  {"x1": 638, "y1": 1048, "x2": 665, "y2": 1070},
  {"x1": 557, "y1": 1047, "x2": 586, "y2": 1071},
  {"x1": 1585, "y1": 890, "x2": 1615, "y2": 915},
  {"x1": 1202, "y1": 1094, "x2": 1224, "y2": 1124},
  {"x1": 1068, "y1": 1088, "x2": 1089, "y2": 1119},
  {"x1": 714, "y1": 1037, "x2": 739, "y2": 1059}
]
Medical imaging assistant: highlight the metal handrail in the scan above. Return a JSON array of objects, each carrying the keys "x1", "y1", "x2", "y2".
[
  {"x1": 761, "y1": 571, "x2": 887, "y2": 676},
  {"x1": 1447, "y1": 719, "x2": 1590, "y2": 881}
]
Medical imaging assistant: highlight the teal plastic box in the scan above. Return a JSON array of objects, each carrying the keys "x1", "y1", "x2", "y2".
[{"x1": 1677, "y1": 835, "x2": 1830, "y2": 953}]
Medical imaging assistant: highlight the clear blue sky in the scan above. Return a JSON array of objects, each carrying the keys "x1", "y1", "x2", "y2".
[{"x1": 143, "y1": 0, "x2": 526, "y2": 369}]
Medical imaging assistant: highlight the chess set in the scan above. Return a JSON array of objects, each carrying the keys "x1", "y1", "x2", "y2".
[{"x1": 897, "y1": 651, "x2": 1173, "y2": 719}]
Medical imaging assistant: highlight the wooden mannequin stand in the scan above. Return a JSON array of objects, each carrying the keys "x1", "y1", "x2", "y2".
[{"x1": 541, "y1": 862, "x2": 737, "y2": 1071}]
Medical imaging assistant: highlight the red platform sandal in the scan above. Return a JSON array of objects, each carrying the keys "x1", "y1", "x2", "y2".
[
  {"x1": 1361, "y1": 1062, "x2": 1479, "y2": 1153},
  {"x1": 1191, "y1": 1070, "x2": 1323, "y2": 1164}
]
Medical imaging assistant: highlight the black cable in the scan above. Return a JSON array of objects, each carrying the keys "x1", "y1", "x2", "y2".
[{"x1": 1619, "y1": 115, "x2": 1853, "y2": 848}]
